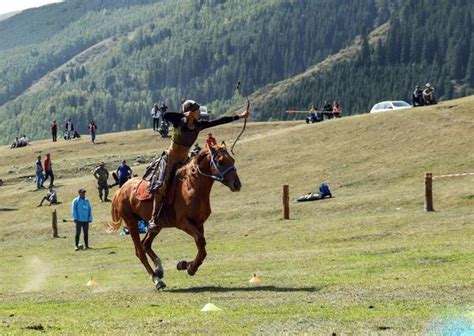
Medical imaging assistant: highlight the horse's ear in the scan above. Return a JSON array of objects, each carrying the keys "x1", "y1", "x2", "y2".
[{"x1": 221, "y1": 141, "x2": 226, "y2": 149}]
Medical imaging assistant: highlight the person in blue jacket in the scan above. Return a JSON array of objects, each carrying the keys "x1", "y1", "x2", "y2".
[
  {"x1": 71, "y1": 188, "x2": 93, "y2": 251},
  {"x1": 117, "y1": 160, "x2": 132, "y2": 187}
]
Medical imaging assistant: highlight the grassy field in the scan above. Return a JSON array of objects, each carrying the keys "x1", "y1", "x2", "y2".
[{"x1": 0, "y1": 97, "x2": 473, "y2": 335}]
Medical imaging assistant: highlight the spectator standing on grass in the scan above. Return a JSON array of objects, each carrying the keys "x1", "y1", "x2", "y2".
[
  {"x1": 71, "y1": 189, "x2": 93, "y2": 251},
  {"x1": 50, "y1": 120, "x2": 58, "y2": 142},
  {"x1": 117, "y1": 160, "x2": 132, "y2": 187},
  {"x1": 42, "y1": 153, "x2": 54, "y2": 188},
  {"x1": 88, "y1": 121, "x2": 97, "y2": 144},
  {"x1": 65, "y1": 119, "x2": 74, "y2": 140},
  {"x1": 151, "y1": 103, "x2": 160, "y2": 132},
  {"x1": 93, "y1": 162, "x2": 110, "y2": 202},
  {"x1": 35, "y1": 155, "x2": 44, "y2": 189},
  {"x1": 412, "y1": 85, "x2": 424, "y2": 106},
  {"x1": 159, "y1": 101, "x2": 168, "y2": 116}
]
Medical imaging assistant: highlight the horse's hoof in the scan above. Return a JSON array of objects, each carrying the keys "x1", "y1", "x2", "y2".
[
  {"x1": 177, "y1": 260, "x2": 188, "y2": 271},
  {"x1": 187, "y1": 266, "x2": 196, "y2": 276},
  {"x1": 155, "y1": 280, "x2": 166, "y2": 291}
]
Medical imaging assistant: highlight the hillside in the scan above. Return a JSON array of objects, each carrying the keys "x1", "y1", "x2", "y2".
[
  {"x1": 0, "y1": 0, "x2": 400, "y2": 144},
  {"x1": 1, "y1": 0, "x2": 473, "y2": 144},
  {"x1": 0, "y1": 96, "x2": 473, "y2": 334},
  {"x1": 240, "y1": 22, "x2": 390, "y2": 119},
  {"x1": 252, "y1": 0, "x2": 474, "y2": 119},
  {"x1": 0, "y1": 11, "x2": 20, "y2": 22}
]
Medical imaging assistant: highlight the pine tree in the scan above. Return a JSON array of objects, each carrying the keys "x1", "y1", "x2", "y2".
[{"x1": 465, "y1": 37, "x2": 474, "y2": 86}]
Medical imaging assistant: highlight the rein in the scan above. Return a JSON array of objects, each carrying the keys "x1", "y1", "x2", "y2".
[{"x1": 193, "y1": 149, "x2": 235, "y2": 182}]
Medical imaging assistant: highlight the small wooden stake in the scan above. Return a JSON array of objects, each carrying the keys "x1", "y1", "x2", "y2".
[
  {"x1": 425, "y1": 173, "x2": 434, "y2": 212},
  {"x1": 52, "y1": 209, "x2": 59, "y2": 237},
  {"x1": 283, "y1": 185, "x2": 290, "y2": 219}
]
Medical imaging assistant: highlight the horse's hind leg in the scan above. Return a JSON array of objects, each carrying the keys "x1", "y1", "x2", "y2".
[
  {"x1": 141, "y1": 229, "x2": 163, "y2": 278},
  {"x1": 126, "y1": 218, "x2": 165, "y2": 290}
]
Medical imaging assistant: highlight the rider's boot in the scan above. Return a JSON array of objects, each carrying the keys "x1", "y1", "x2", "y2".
[{"x1": 148, "y1": 193, "x2": 164, "y2": 232}]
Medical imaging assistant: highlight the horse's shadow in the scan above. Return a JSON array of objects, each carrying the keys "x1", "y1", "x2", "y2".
[
  {"x1": 165, "y1": 285, "x2": 323, "y2": 293},
  {"x1": 0, "y1": 208, "x2": 17, "y2": 212}
]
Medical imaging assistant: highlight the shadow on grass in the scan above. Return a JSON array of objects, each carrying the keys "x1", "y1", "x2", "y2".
[
  {"x1": 0, "y1": 208, "x2": 17, "y2": 211},
  {"x1": 166, "y1": 285, "x2": 323, "y2": 293}
]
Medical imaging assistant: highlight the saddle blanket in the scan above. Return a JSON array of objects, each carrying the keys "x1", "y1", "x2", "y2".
[{"x1": 134, "y1": 179, "x2": 176, "y2": 205}]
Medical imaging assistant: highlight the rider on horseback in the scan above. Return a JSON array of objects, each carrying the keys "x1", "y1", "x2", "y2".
[{"x1": 147, "y1": 99, "x2": 249, "y2": 232}]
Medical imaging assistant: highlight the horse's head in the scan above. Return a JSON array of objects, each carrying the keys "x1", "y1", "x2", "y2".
[{"x1": 194, "y1": 143, "x2": 241, "y2": 192}]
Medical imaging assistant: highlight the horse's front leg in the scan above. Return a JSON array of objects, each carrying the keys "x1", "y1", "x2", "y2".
[{"x1": 177, "y1": 223, "x2": 206, "y2": 276}]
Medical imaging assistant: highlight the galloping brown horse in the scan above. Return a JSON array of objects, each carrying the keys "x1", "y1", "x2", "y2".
[{"x1": 107, "y1": 144, "x2": 241, "y2": 290}]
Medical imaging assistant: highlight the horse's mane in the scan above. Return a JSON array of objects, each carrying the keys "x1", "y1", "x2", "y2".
[
  {"x1": 175, "y1": 149, "x2": 208, "y2": 177},
  {"x1": 176, "y1": 145, "x2": 224, "y2": 177}
]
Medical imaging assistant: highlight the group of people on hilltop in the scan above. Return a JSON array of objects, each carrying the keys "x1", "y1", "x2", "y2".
[
  {"x1": 412, "y1": 83, "x2": 437, "y2": 107},
  {"x1": 10, "y1": 135, "x2": 30, "y2": 149},
  {"x1": 306, "y1": 100, "x2": 342, "y2": 124},
  {"x1": 49, "y1": 119, "x2": 98, "y2": 143}
]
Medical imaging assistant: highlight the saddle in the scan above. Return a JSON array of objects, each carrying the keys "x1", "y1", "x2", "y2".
[{"x1": 133, "y1": 178, "x2": 177, "y2": 206}]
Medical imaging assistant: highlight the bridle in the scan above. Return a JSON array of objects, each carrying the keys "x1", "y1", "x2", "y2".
[{"x1": 194, "y1": 149, "x2": 236, "y2": 182}]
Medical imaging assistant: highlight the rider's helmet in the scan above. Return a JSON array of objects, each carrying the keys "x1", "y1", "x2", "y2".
[{"x1": 182, "y1": 100, "x2": 200, "y2": 115}]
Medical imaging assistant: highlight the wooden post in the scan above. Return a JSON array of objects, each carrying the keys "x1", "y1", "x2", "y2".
[
  {"x1": 283, "y1": 185, "x2": 290, "y2": 219},
  {"x1": 52, "y1": 209, "x2": 59, "y2": 237},
  {"x1": 424, "y1": 173, "x2": 434, "y2": 212}
]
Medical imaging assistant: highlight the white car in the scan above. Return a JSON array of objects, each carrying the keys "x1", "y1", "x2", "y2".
[{"x1": 370, "y1": 101, "x2": 412, "y2": 113}]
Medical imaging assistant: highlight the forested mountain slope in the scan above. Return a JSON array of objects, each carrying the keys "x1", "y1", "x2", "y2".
[
  {"x1": 251, "y1": 0, "x2": 474, "y2": 119},
  {"x1": 1, "y1": 0, "x2": 472, "y2": 143},
  {"x1": 0, "y1": 0, "x2": 396, "y2": 143}
]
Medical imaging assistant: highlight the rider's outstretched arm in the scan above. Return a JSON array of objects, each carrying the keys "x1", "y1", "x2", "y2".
[{"x1": 200, "y1": 116, "x2": 240, "y2": 130}]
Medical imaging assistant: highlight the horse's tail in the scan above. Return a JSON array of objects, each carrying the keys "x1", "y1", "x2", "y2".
[{"x1": 105, "y1": 192, "x2": 123, "y2": 233}]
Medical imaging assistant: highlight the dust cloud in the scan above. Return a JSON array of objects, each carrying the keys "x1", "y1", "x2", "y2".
[{"x1": 21, "y1": 256, "x2": 50, "y2": 292}]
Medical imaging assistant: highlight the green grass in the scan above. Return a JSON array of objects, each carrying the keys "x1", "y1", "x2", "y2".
[{"x1": 1, "y1": 97, "x2": 473, "y2": 334}]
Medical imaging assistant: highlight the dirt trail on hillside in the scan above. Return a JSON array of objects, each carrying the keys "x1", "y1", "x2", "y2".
[{"x1": 26, "y1": 37, "x2": 118, "y2": 94}]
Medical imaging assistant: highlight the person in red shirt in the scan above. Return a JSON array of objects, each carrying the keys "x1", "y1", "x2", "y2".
[
  {"x1": 332, "y1": 101, "x2": 342, "y2": 118},
  {"x1": 42, "y1": 153, "x2": 54, "y2": 188},
  {"x1": 206, "y1": 133, "x2": 217, "y2": 149}
]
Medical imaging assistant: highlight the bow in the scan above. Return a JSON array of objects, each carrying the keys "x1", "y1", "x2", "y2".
[{"x1": 231, "y1": 81, "x2": 250, "y2": 155}]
